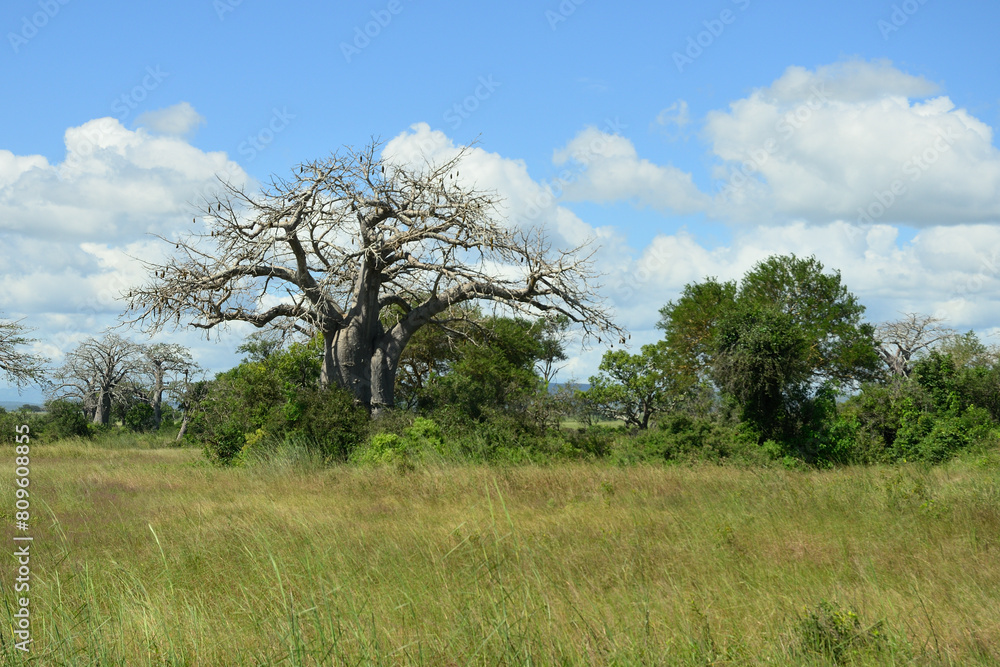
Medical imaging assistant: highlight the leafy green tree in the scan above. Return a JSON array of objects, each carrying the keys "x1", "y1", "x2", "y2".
[
  {"x1": 42, "y1": 399, "x2": 92, "y2": 440},
  {"x1": 659, "y1": 255, "x2": 880, "y2": 444},
  {"x1": 737, "y1": 255, "x2": 881, "y2": 386},
  {"x1": 394, "y1": 316, "x2": 463, "y2": 411},
  {"x1": 586, "y1": 341, "x2": 691, "y2": 430},
  {"x1": 534, "y1": 314, "x2": 570, "y2": 387},
  {"x1": 419, "y1": 316, "x2": 545, "y2": 421},
  {"x1": 711, "y1": 302, "x2": 812, "y2": 439},
  {"x1": 123, "y1": 403, "x2": 156, "y2": 432},
  {"x1": 657, "y1": 278, "x2": 737, "y2": 383}
]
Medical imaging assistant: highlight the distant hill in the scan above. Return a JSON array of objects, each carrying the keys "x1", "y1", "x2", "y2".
[{"x1": 0, "y1": 401, "x2": 43, "y2": 411}]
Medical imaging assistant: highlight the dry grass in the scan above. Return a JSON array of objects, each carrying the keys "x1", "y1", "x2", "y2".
[{"x1": 1, "y1": 437, "x2": 998, "y2": 665}]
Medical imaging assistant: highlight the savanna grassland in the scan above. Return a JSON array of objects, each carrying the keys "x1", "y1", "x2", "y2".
[{"x1": 1, "y1": 436, "x2": 999, "y2": 666}]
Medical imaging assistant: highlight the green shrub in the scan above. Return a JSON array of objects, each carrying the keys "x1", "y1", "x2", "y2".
[
  {"x1": 351, "y1": 432, "x2": 409, "y2": 466},
  {"x1": 351, "y1": 418, "x2": 447, "y2": 467},
  {"x1": 278, "y1": 386, "x2": 368, "y2": 463},
  {"x1": 204, "y1": 423, "x2": 247, "y2": 465},
  {"x1": 606, "y1": 413, "x2": 766, "y2": 467},
  {"x1": 795, "y1": 600, "x2": 886, "y2": 661},
  {"x1": 42, "y1": 400, "x2": 92, "y2": 440},
  {"x1": 123, "y1": 403, "x2": 156, "y2": 433}
]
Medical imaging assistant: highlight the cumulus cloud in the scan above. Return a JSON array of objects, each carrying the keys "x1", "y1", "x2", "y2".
[
  {"x1": 135, "y1": 101, "x2": 206, "y2": 137},
  {"x1": 383, "y1": 122, "x2": 622, "y2": 252},
  {"x1": 0, "y1": 115, "x2": 252, "y2": 382},
  {"x1": 706, "y1": 60, "x2": 1000, "y2": 225},
  {"x1": 598, "y1": 220, "x2": 1000, "y2": 342},
  {"x1": 552, "y1": 126, "x2": 710, "y2": 214},
  {"x1": 0, "y1": 116, "x2": 246, "y2": 240}
]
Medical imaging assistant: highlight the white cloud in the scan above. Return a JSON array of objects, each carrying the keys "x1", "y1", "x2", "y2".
[
  {"x1": 0, "y1": 116, "x2": 253, "y2": 381},
  {"x1": 383, "y1": 122, "x2": 619, "y2": 251},
  {"x1": 552, "y1": 126, "x2": 710, "y2": 214},
  {"x1": 766, "y1": 59, "x2": 939, "y2": 103},
  {"x1": 0, "y1": 116, "x2": 247, "y2": 240},
  {"x1": 135, "y1": 102, "x2": 206, "y2": 137},
  {"x1": 595, "y1": 220, "x2": 1000, "y2": 343},
  {"x1": 706, "y1": 60, "x2": 1000, "y2": 225}
]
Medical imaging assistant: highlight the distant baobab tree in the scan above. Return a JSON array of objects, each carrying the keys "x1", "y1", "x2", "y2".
[
  {"x1": 50, "y1": 334, "x2": 144, "y2": 425},
  {"x1": 123, "y1": 140, "x2": 621, "y2": 416},
  {"x1": 876, "y1": 313, "x2": 955, "y2": 378}
]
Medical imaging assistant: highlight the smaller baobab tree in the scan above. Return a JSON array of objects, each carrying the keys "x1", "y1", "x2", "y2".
[
  {"x1": 50, "y1": 334, "x2": 145, "y2": 425},
  {"x1": 123, "y1": 139, "x2": 622, "y2": 416},
  {"x1": 0, "y1": 314, "x2": 48, "y2": 389},
  {"x1": 876, "y1": 313, "x2": 955, "y2": 378},
  {"x1": 142, "y1": 343, "x2": 197, "y2": 429}
]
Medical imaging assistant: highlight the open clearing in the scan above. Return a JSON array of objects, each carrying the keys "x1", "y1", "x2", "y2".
[{"x1": 2, "y1": 440, "x2": 998, "y2": 665}]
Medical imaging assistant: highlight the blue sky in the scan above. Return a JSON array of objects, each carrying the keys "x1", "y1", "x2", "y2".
[{"x1": 3, "y1": 0, "x2": 1000, "y2": 403}]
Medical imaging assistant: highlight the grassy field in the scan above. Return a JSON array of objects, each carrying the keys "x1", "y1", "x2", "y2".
[{"x1": 1, "y1": 437, "x2": 998, "y2": 665}]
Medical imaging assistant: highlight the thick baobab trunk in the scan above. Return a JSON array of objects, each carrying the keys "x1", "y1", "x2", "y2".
[
  {"x1": 330, "y1": 325, "x2": 373, "y2": 407},
  {"x1": 321, "y1": 263, "x2": 386, "y2": 411},
  {"x1": 93, "y1": 389, "x2": 112, "y2": 425},
  {"x1": 150, "y1": 367, "x2": 164, "y2": 429},
  {"x1": 370, "y1": 333, "x2": 408, "y2": 418}
]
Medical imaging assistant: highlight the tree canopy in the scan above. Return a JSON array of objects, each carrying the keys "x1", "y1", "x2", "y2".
[
  {"x1": 123, "y1": 140, "x2": 620, "y2": 415},
  {"x1": 658, "y1": 254, "x2": 881, "y2": 440}
]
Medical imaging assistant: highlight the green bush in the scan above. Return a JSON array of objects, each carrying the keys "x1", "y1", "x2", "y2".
[
  {"x1": 205, "y1": 423, "x2": 247, "y2": 465},
  {"x1": 193, "y1": 336, "x2": 368, "y2": 465},
  {"x1": 351, "y1": 432, "x2": 409, "y2": 466},
  {"x1": 42, "y1": 400, "x2": 92, "y2": 441},
  {"x1": 795, "y1": 600, "x2": 886, "y2": 661},
  {"x1": 280, "y1": 385, "x2": 369, "y2": 462},
  {"x1": 607, "y1": 413, "x2": 765, "y2": 466},
  {"x1": 123, "y1": 403, "x2": 156, "y2": 433},
  {"x1": 352, "y1": 418, "x2": 447, "y2": 467}
]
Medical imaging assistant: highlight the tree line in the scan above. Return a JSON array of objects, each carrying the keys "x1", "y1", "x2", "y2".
[{"x1": 2, "y1": 139, "x2": 998, "y2": 466}]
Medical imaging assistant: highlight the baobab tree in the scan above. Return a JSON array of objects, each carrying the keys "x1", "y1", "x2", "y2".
[
  {"x1": 123, "y1": 140, "x2": 621, "y2": 415},
  {"x1": 50, "y1": 334, "x2": 145, "y2": 425},
  {"x1": 875, "y1": 313, "x2": 955, "y2": 378},
  {"x1": 142, "y1": 343, "x2": 197, "y2": 428},
  {"x1": 0, "y1": 315, "x2": 48, "y2": 389}
]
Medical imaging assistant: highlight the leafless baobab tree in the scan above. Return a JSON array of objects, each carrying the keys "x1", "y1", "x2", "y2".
[
  {"x1": 142, "y1": 343, "x2": 197, "y2": 428},
  {"x1": 50, "y1": 334, "x2": 145, "y2": 424},
  {"x1": 123, "y1": 140, "x2": 621, "y2": 415},
  {"x1": 875, "y1": 313, "x2": 955, "y2": 378}
]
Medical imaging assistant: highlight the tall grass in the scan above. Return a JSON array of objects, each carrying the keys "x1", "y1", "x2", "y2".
[{"x1": 0, "y1": 437, "x2": 998, "y2": 664}]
